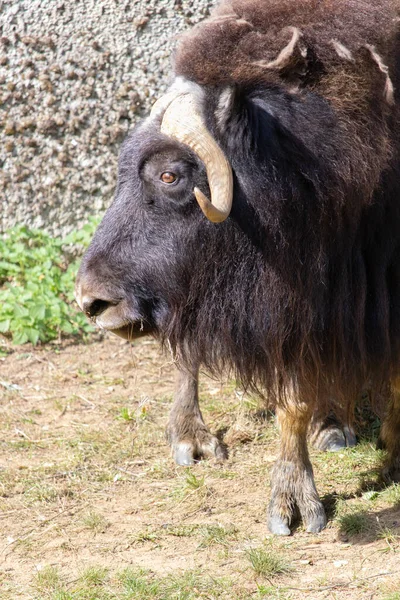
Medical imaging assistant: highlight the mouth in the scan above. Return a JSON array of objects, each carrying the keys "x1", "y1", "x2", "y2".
[
  {"x1": 74, "y1": 285, "x2": 155, "y2": 340},
  {"x1": 108, "y1": 321, "x2": 153, "y2": 340},
  {"x1": 90, "y1": 308, "x2": 154, "y2": 340}
]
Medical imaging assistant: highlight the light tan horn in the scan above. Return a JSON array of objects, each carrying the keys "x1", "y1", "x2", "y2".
[{"x1": 159, "y1": 93, "x2": 233, "y2": 223}]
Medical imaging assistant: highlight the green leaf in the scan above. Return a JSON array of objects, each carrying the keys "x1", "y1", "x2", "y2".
[
  {"x1": 13, "y1": 330, "x2": 29, "y2": 345},
  {"x1": 61, "y1": 321, "x2": 74, "y2": 334},
  {"x1": 0, "y1": 320, "x2": 10, "y2": 333},
  {"x1": 26, "y1": 328, "x2": 40, "y2": 345},
  {"x1": 29, "y1": 304, "x2": 46, "y2": 320},
  {"x1": 14, "y1": 304, "x2": 29, "y2": 318}
]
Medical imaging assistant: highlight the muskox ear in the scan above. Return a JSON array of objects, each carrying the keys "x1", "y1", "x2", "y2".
[{"x1": 256, "y1": 27, "x2": 323, "y2": 86}]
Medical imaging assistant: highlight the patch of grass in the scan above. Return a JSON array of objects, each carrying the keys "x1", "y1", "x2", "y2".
[
  {"x1": 79, "y1": 565, "x2": 109, "y2": 587},
  {"x1": 335, "y1": 502, "x2": 370, "y2": 536},
  {"x1": 376, "y1": 518, "x2": 400, "y2": 550},
  {"x1": 312, "y1": 440, "x2": 381, "y2": 493},
  {"x1": 171, "y1": 468, "x2": 208, "y2": 503},
  {"x1": 379, "y1": 484, "x2": 400, "y2": 506},
  {"x1": 147, "y1": 459, "x2": 175, "y2": 480},
  {"x1": 167, "y1": 525, "x2": 198, "y2": 537},
  {"x1": 132, "y1": 528, "x2": 162, "y2": 545},
  {"x1": 118, "y1": 406, "x2": 135, "y2": 422},
  {"x1": 25, "y1": 483, "x2": 58, "y2": 504},
  {"x1": 166, "y1": 524, "x2": 199, "y2": 537},
  {"x1": 34, "y1": 565, "x2": 65, "y2": 594},
  {"x1": 161, "y1": 569, "x2": 230, "y2": 599},
  {"x1": 245, "y1": 546, "x2": 292, "y2": 578},
  {"x1": 184, "y1": 469, "x2": 205, "y2": 490},
  {"x1": 198, "y1": 523, "x2": 238, "y2": 547},
  {"x1": 210, "y1": 469, "x2": 238, "y2": 479},
  {"x1": 256, "y1": 585, "x2": 290, "y2": 599},
  {"x1": 118, "y1": 568, "x2": 161, "y2": 598},
  {"x1": 115, "y1": 567, "x2": 237, "y2": 600},
  {"x1": 81, "y1": 510, "x2": 109, "y2": 533}
]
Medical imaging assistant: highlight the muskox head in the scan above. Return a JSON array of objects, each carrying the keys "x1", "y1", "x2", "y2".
[{"x1": 75, "y1": 79, "x2": 244, "y2": 346}]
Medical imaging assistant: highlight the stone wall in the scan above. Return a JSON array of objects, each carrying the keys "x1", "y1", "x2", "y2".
[{"x1": 0, "y1": 0, "x2": 214, "y2": 235}]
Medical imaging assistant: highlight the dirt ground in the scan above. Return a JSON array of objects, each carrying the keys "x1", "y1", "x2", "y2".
[{"x1": 0, "y1": 334, "x2": 399, "y2": 599}]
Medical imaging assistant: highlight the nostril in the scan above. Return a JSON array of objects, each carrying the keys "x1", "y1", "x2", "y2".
[{"x1": 83, "y1": 298, "x2": 111, "y2": 319}]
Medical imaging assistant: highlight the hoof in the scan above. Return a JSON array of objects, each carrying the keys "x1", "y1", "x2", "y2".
[
  {"x1": 382, "y1": 466, "x2": 400, "y2": 483},
  {"x1": 326, "y1": 440, "x2": 346, "y2": 452},
  {"x1": 173, "y1": 442, "x2": 197, "y2": 466},
  {"x1": 304, "y1": 508, "x2": 327, "y2": 533},
  {"x1": 267, "y1": 515, "x2": 291, "y2": 536},
  {"x1": 343, "y1": 425, "x2": 357, "y2": 448},
  {"x1": 313, "y1": 425, "x2": 356, "y2": 452},
  {"x1": 171, "y1": 436, "x2": 228, "y2": 466}
]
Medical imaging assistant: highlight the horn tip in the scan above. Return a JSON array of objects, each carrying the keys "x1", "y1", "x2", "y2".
[{"x1": 194, "y1": 187, "x2": 229, "y2": 223}]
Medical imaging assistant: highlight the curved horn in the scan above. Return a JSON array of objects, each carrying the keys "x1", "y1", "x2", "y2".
[
  {"x1": 150, "y1": 91, "x2": 181, "y2": 120},
  {"x1": 160, "y1": 94, "x2": 233, "y2": 223}
]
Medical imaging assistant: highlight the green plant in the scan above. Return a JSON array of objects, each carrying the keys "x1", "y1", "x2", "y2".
[
  {"x1": 118, "y1": 407, "x2": 135, "y2": 422},
  {"x1": 245, "y1": 546, "x2": 292, "y2": 577},
  {"x1": 0, "y1": 219, "x2": 100, "y2": 345},
  {"x1": 34, "y1": 565, "x2": 64, "y2": 594},
  {"x1": 81, "y1": 510, "x2": 109, "y2": 533},
  {"x1": 184, "y1": 470, "x2": 205, "y2": 490},
  {"x1": 335, "y1": 501, "x2": 370, "y2": 536},
  {"x1": 198, "y1": 523, "x2": 238, "y2": 547},
  {"x1": 78, "y1": 566, "x2": 109, "y2": 587}
]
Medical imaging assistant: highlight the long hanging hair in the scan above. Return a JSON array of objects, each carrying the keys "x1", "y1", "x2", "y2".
[{"x1": 159, "y1": 0, "x2": 400, "y2": 415}]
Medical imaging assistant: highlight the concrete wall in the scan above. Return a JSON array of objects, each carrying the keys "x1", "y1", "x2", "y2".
[{"x1": 0, "y1": 0, "x2": 214, "y2": 235}]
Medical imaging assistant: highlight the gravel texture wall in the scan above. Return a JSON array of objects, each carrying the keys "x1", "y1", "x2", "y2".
[{"x1": 0, "y1": 0, "x2": 214, "y2": 235}]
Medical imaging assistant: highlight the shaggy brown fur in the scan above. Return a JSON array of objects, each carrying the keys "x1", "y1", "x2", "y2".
[
  {"x1": 175, "y1": 0, "x2": 398, "y2": 87},
  {"x1": 76, "y1": 0, "x2": 400, "y2": 534},
  {"x1": 175, "y1": 0, "x2": 398, "y2": 213}
]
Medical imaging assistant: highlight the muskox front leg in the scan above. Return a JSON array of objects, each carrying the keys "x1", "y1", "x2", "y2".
[
  {"x1": 268, "y1": 402, "x2": 326, "y2": 535},
  {"x1": 380, "y1": 379, "x2": 400, "y2": 482},
  {"x1": 166, "y1": 367, "x2": 228, "y2": 466}
]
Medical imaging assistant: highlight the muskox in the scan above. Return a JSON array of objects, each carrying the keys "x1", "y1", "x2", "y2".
[{"x1": 76, "y1": 0, "x2": 400, "y2": 535}]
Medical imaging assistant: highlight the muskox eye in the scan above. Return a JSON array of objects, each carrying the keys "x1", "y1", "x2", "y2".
[{"x1": 160, "y1": 172, "x2": 177, "y2": 184}]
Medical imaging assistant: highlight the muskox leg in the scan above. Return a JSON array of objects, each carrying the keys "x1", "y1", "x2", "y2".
[
  {"x1": 380, "y1": 379, "x2": 400, "y2": 482},
  {"x1": 166, "y1": 367, "x2": 228, "y2": 466},
  {"x1": 268, "y1": 402, "x2": 326, "y2": 535}
]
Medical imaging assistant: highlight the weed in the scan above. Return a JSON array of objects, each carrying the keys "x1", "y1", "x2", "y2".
[
  {"x1": 118, "y1": 567, "x2": 160, "y2": 598},
  {"x1": 171, "y1": 469, "x2": 209, "y2": 504},
  {"x1": 246, "y1": 546, "x2": 292, "y2": 577},
  {"x1": 198, "y1": 523, "x2": 238, "y2": 547},
  {"x1": 335, "y1": 502, "x2": 369, "y2": 536},
  {"x1": 34, "y1": 565, "x2": 64, "y2": 593},
  {"x1": 167, "y1": 524, "x2": 199, "y2": 537},
  {"x1": 256, "y1": 585, "x2": 289, "y2": 599},
  {"x1": 376, "y1": 518, "x2": 399, "y2": 550},
  {"x1": 379, "y1": 484, "x2": 400, "y2": 506},
  {"x1": 184, "y1": 469, "x2": 205, "y2": 490},
  {"x1": 118, "y1": 406, "x2": 135, "y2": 422},
  {"x1": 25, "y1": 483, "x2": 58, "y2": 504},
  {"x1": 161, "y1": 569, "x2": 229, "y2": 599},
  {"x1": 132, "y1": 528, "x2": 161, "y2": 544},
  {"x1": 338, "y1": 511, "x2": 370, "y2": 535},
  {"x1": 0, "y1": 222, "x2": 99, "y2": 345},
  {"x1": 78, "y1": 565, "x2": 109, "y2": 587},
  {"x1": 81, "y1": 510, "x2": 109, "y2": 533}
]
